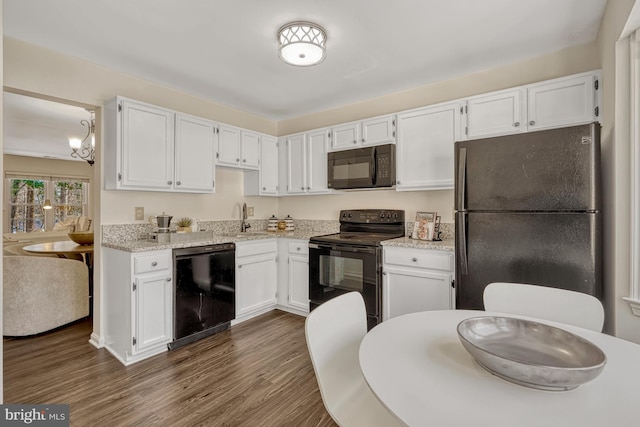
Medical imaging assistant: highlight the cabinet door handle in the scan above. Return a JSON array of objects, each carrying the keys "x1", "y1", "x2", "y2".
[
  {"x1": 262, "y1": 187, "x2": 266, "y2": 191},
  {"x1": 513, "y1": 122, "x2": 520, "y2": 127},
  {"x1": 362, "y1": 138, "x2": 365, "y2": 142},
  {"x1": 166, "y1": 277, "x2": 171, "y2": 282},
  {"x1": 297, "y1": 247, "x2": 301, "y2": 251},
  {"x1": 151, "y1": 261, "x2": 158, "y2": 266},
  {"x1": 411, "y1": 257, "x2": 418, "y2": 262},
  {"x1": 242, "y1": 159, "x2": 246, "y2": 163},
  {"x1": 529, "y1": 120, "x2": 536, "y2": 126},
  {"x1": 353, "y1": 140, "x2": 357, "y2": 144},
  {"x1": 307, "y1": 186, "x2": 310, "y2": 190},
  {"x1": 167, "y1": 181, "x2": 173, "y2": 185},
  {"x1": 238, "y1": 265, "x2": 242, "y2": 269},
  {"x1": 236, "y1": 158, "x2": 240, "y2": 162},
  {"x1": 176, "y1": 181, "x2": 181, "y2": 185},
  {"x1": 301, "y1": 187, "x2": 305, "y2": 190}
]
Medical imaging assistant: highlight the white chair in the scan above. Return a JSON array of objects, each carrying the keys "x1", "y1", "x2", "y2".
[
  {"x1": 483, "y1": 282, "x2": 605, "y2": 332},
  {"x1": 305, "y1": 292, "x2": 402, "y2": 427}
]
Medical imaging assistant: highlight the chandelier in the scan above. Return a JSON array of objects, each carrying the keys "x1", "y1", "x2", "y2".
[
  {"x1": 277, "y1": 21, "x2": 327, "y2": 67},
  {"x1": 69, "y1": 109, "x2": 95, "y2": 166}
]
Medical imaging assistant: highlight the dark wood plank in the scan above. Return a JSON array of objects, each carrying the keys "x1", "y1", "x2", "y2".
[{"x1": 4, "y1": 310, "x2": 337, "y2": 427}]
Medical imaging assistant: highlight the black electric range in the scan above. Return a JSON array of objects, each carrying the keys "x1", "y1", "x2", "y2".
[{"x1": 308, "y1": 209, "x2": 405, "y2": 329}]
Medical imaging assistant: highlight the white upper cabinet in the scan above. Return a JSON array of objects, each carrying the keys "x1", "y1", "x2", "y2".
[
  {"x1": 175, "y1": 113, "x2": 216, "y2": 192},
  {"x1": 286, "y1": 133, "x2": 307, "y2": 195},
  {"x1": 361, "y1": 115, "x2": 396, "y2": 146},
  {"x1": 331, "y1": 121, "x2": 360, "y2": 150},
  {"x1": 461, "y1": 71, "x2": 600, "y2": 141},
  {"x1": 527, "y1": 72, "x2": 599, "y2": 131},
  {"x1": 284, "y1": 129, "x2": 331, "y2": 195},
  {"x1": 105, "y1": 96, "x2": 215, "y2": 193},
  {"x1": 240, "y1": 130, "x2": 260, "y2": 169},
  {"x1": 462, "y1": 89, "x2": 526, "y2": 140},
  {"x1": 217, "y1": 125, "x2": 260, "y2": 170},
  {"x1": 396, "y1": 101, "x2": 461, "y2": 191},
  {"x1": 329, "y1": 114, "x2": 396, "y2": 151},
  {"x1": 217, "y1": 124, "x2": 242, "y2": 167},
  {"x1": 306, "y1": 128, "x2": 330, "y2": 193},
  {"x1": 244, "y1": 134, "x2": 279, "y2": 196}
]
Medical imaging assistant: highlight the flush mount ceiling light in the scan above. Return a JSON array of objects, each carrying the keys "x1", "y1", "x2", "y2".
[
  {"x1": 278, "y1": 21, "x2": 327, "y2": 66},
  {"x1": 69, "y1": 109, "x2": 95, "y2": 166}
]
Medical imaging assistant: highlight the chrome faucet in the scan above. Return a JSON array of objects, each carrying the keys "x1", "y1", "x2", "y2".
[{"x1": 241, "y1": 202, "x2": 251, "y2": 232}]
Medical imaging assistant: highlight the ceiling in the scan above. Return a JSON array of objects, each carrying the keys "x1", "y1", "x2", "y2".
[
  {"x1": 3, "y1": 92, "x2": 91, "y2": 161},
  {"x1": 3, "y1": 0, "x2": 608, "y2": 122}
]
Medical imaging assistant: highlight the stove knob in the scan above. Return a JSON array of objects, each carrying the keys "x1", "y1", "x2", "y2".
[
  {"x1": 393, "y1": 212, "x2": 398, "y2": 220},
  {"x1": 379, "y1": 212, "x2": 386, "y2": 219},
  {"x1": 348, "y1": 212, "x2": 352, "y2": 218},
  {"x1": 387, "y1": 213, "x2": 392, "y2": 218}
]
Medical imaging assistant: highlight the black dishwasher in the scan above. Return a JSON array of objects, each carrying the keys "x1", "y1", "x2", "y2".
[{"x1": 170, "y1": 243, "x2": 235, "y2": 349}]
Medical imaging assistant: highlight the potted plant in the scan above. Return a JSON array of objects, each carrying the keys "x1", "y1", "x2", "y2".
[{"x1": 176, "y1": 217, "x2": 193, "y2": 233}]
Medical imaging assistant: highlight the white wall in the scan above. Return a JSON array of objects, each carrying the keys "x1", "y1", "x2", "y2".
[{"x1": 597, "y1": 0, "x2": 640, "y2": 343}]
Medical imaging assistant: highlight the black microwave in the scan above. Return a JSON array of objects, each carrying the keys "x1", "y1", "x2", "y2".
[{"x1": 327, "y1": 144, "x2": 396, "y2": 190}]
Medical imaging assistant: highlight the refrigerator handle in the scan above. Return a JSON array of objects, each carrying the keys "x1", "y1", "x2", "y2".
[
  {"x1": 457, "y1": 147, "x2": 467, "y2": 211},
  {"x1": 457, "y1": 212, "x2": 469, "y2": 275}
]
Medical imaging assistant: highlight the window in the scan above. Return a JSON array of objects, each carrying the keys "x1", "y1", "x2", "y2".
[{"x1": 6, "y1": 174, "x2": 90, "y2": 233}]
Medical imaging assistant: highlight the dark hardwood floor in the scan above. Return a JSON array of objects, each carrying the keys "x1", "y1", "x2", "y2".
[{"x1": 4, "y1": 310, "x2": 337, "y2": 427}]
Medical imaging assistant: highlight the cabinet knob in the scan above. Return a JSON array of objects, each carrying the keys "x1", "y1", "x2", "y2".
[
  {"x1": 166, "y1": 277, "x2": 171, "y2": 282},
  {"x1": 307, "y1": 186, "x2": 310, "y2": 190},
  {"x1": 411, "y1": 257, "x2": 418, "y2": 262},
  {"x1": 297, "y1": 247, "x2": 301, "y2": 251},
  {"x1": 353, "y1": 140, "x2": 357, "y2": 144},
  {"x1": 167, "y1": 181, "x2": 173, "y2": 185},
  {"x1": 151, "y1": 261, "x2": 158, "y2": 267},
  {"x1": 362, "y1": 138, "x2": 365, "y2": 142},
  {"x1": 176, "y1": 181, "x2": 181, "y2": 185},
  {"x1": 301, "y1": 187, "x2": 305, "y2": 190},
  {"x1": 262, "y1": 187, "x2": 266, "y2": 191},
  {"x1": 236, "y1": 158, "x2": 240, "y2": 162},
  {"x1": 238, "y1": 265, "x2": 243, "y2": 269},
  {"x1": 513, "y1": 122, "x2": 520, "y2": 127},
  {"x1": 529, "y1": 120, "x2": 536, "y2": 126},
  {"x1": 242, "y1": 159, "x2": 246, "y2": 163}
]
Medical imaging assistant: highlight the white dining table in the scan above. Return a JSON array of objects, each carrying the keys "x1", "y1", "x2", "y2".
[{"x1": 359, "y1": 310, "x2": 640, "y2": 427}]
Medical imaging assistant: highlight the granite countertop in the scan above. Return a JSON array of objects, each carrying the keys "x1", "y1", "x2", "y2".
[
  {"x1": 102, "y1": 230, "x2": 329, "y2": 253},
  {"x1": 382, "y1": 237, "x2": 455, "y2": 251}
]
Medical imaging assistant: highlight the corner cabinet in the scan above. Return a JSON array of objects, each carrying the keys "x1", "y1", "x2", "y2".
[
  {"x1": 382, "y1": 246, "x2": 455, "y2": 321},
  {"x1": 217, "y1": 125, "x2": 260, "y2": 170},
  {"x1": 244, "y1": 134, "x2": 279, "y2": 196},
  {"x1": 396, "y1": 101, "x2": 461, "y2": 190},
  {"x1": 235, "y1": 240, "x2": 278, "y2": 322},
  {"x1": 284, "y1": 129, "x2": 331, "y2": 195},
  {"x1": 104, "y1": 96, "x2": 216, "y2": 193},
  {"x1": 103, "y1": 248, "x2": 173, "y2": 365}
]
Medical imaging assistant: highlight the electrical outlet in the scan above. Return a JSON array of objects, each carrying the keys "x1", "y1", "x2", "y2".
[
  {"x1": 247, "y1": 206, "x2": 254, "y2": 217},
  {"x1": 135, "y1": 207, "x2": 145, "y2": 221}
]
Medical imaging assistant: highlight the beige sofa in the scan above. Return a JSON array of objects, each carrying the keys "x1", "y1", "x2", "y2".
[{"x1": 3, "y1": 255, "x2": 89, "y2": 336}]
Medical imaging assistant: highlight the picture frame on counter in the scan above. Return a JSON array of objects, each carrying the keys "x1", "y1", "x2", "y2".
[{"x1": 411, "y1": 212, "x2": 437, "y2": 241}]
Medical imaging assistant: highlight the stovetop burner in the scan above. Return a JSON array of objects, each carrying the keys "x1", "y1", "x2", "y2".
[{"x1": 310, "y1": 209, "x2": 405, "y2": 247}]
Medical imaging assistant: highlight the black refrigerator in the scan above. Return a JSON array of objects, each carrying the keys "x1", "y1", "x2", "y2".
[{"x1": 454, "y1": 122, "x2": 602, "y2": 310}]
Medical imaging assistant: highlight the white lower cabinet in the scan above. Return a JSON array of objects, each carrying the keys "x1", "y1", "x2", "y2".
[
  {"x1": 277, "y1": 239, "x2": 309, "y2": 314},
  {"x1": 382, "y1": 246, "x2": 454, "y2": 321},
  {"x1": 235, "y1": 240, "x2": 278, "y2": 322},
  {"x1": 103, "y1": 248, "x2": 173, "y2": 365}
]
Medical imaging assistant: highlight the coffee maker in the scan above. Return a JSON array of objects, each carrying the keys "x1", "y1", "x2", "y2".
[{"x1": 149, "y1": 213, "x2": 173, "y2": 237}]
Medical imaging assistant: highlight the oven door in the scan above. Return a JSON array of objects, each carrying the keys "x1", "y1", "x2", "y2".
[{"x1": 309, "y1": 242, "x2": 380, "y2": 328}]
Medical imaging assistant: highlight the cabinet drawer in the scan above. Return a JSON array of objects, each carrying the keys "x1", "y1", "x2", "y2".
[
  {"x1": 236, "y1": 239, "x2": 277, "y2": 258},
  {"x1": 134, "y1": 252, "x2": 172, "y2": 274},
  {"x1": 384, "y1": 248, "x2": 453, "y2": 272},
  {"x1": 288, "y1": 241, "x2": 309, "y2": 255}
]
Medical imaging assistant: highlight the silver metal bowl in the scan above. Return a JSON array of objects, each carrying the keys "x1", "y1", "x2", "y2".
[{"x1": 457, "y1": 316, "x2": 606, "y2": 391}]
